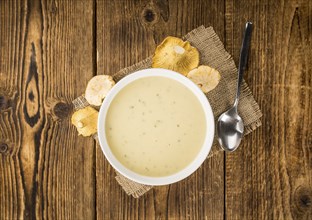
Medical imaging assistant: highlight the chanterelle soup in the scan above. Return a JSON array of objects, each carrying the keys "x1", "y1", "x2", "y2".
[{"x1": 105, "y1": 76, "x2": 206, "y2": 177}]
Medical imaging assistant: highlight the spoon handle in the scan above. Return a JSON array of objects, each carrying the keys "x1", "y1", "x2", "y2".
[{"x1": 234, "y1": 22, "x2": 253, "y2": 108}]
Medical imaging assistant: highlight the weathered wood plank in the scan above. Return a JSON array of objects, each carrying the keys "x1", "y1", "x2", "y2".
[
  {"x1": 96, "y1": 0, "x2": 225, "y2": 219},
  {"x1": 0, "y1": 0, "x2": 95, "y2": 219},
  {"x1": 1, "y1": 0, "x2": 29, "y2": 218},
  {"x1": 225, "y1": 0, "x2": 312, "y2": 219}
]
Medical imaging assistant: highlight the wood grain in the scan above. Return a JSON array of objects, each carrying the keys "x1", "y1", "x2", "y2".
[
  {"x1": 225, "y1": 0, "x2": 312, "y2": 219},
  {"x1": 96, "y1": 0, "x2": 224, "y2": 219},
  {"x1": 1, "y1": 0, "x2": 95, "y2": 219},
  {"x1": 1, "y1": 0, "x2": 311, "y2": 219}
]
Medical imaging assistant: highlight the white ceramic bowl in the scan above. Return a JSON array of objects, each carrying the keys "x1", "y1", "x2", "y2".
[{"x1": 98, "y1": 68, "x2": 215, "y2": 185}]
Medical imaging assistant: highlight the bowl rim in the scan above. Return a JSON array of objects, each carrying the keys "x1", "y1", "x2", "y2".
[{"x1": 98, "y1": 68, "x2": 215, "y2": 185}]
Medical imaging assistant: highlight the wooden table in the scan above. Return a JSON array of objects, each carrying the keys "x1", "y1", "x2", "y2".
[{"x1": 1, "y1": 0, "x2": 311, "y2": 219}]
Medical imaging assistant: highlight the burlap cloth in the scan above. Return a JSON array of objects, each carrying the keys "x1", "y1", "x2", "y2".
[{"x1": 72, "y1": 26, "x2": 262, "y2": 198}]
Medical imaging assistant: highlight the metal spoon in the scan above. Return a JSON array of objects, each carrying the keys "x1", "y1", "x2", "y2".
[{"x1": 217, "y1": 22, "x2": 253, "y2": 152}]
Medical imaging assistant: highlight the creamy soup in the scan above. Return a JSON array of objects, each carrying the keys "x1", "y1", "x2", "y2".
[{"x1": 105, "y1": 76, "x2": 206, "y2": 177}]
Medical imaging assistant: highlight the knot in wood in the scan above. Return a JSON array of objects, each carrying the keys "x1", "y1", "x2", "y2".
[
  {"x1": 143, "y1": 9, "x2": 156, "y2": 22},
  {"x1": 0, "y1": 95, "x2": 8, "y2": 110},
  {"x1": 53, "y1": 102, "x2": 73, "y2": 120},
  {"x1": 0, "y1": 143, "x2": 8, "y2": 153},
  {"x1": 140, "y1": 6, "x2": 159, "y2": 26},
  {"x1": 299, "y1": 194, "x2": 311, "y2": 208},
  {"x1": 294, "y1": 185, "x2": 312, "y2": 212}
]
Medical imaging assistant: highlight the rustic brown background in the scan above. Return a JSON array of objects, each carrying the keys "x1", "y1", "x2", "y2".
[{"x1": 0, "y1": 0, "x2": 311, "y2": 219}]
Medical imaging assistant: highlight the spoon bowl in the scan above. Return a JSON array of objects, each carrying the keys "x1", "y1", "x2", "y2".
[{"x1": 217, "y1": 107, "x2": 244, "y2": 152}]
